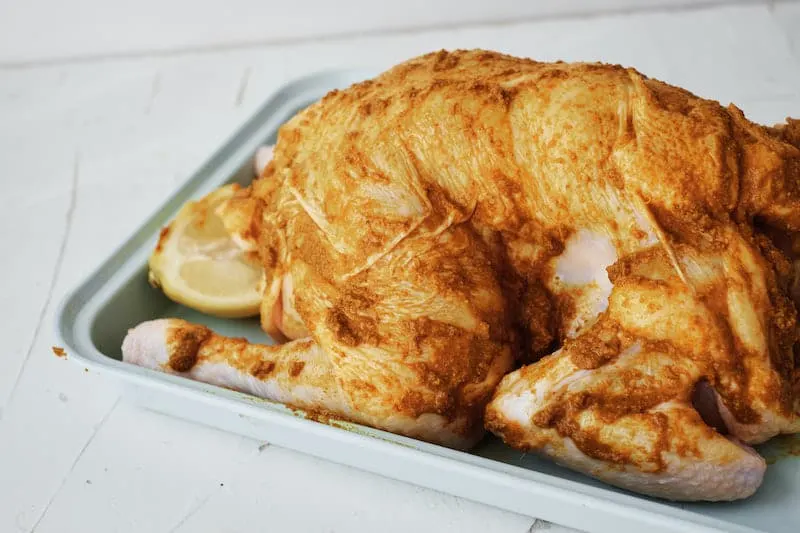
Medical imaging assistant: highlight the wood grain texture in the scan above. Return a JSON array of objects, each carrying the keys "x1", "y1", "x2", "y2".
[{"x1": 0, "y1": 0, "x2": 760, "y2": 65}]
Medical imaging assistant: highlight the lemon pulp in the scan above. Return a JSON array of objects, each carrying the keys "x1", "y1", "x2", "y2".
[{"x1": 148, "y1": 184, "x2": 263, "y2": 318}]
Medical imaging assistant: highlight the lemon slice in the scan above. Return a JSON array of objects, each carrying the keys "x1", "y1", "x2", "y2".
[{"x1": 148, "y1": 184, "x2": 263, "y2": 318}]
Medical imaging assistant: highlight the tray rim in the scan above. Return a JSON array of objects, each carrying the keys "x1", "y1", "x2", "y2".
[{"x1": 53, "y1": 67, "x2": 772, "y2": 533}]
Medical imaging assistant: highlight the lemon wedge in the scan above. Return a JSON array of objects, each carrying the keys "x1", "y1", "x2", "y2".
[{"x1": 148, "y1": 184, "x2": 263, "y2": 318}]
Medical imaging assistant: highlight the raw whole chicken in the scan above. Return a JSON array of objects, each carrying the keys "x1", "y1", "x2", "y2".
[{"x1": 122, "y1": 50, "x2": 800, "y2": 501}]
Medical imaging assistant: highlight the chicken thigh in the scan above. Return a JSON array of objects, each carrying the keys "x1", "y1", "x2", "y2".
[{"x1": 123, "y1": 50, "x2": 800, "y2": 500}]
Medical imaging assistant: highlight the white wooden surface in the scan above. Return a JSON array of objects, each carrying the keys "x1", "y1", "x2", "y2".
[
  {"x1": 0, "y1": 0, "x2": 754, "y2": 65},
  {"x1": 1, "y1": 2, "x2": 799, "y2": 532}
]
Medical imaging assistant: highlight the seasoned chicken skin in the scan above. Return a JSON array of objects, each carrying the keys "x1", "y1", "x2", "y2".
[{"x1": 123, "y1": 50, "x2": 800, "y2": 500}]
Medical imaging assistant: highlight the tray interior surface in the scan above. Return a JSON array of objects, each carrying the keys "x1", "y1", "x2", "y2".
[{"x1": 63, "y1": 69, "x2": 799, "y2": 533}]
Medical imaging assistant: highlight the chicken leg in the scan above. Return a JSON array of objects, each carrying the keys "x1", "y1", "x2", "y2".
[
  {"x1": 486, "y1": 233, "x2": 791, "y2": 500},
  {"x1": 125, "y1": 218, "x2": 514, "y2": 449}
]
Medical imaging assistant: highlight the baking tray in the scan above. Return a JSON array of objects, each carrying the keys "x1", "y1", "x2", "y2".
[{"x1": 55, "y1": 68, "x2": 800, "y2": 533}]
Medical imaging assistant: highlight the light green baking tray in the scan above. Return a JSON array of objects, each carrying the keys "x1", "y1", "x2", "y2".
[{"x1": 55, "y1": 68, "x2": 799, "y2": 533}]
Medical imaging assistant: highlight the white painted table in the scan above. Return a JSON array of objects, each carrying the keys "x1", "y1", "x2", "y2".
[{"x1": 1, "y1": 2, "x2": 799, "y2": 532}]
